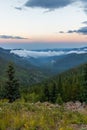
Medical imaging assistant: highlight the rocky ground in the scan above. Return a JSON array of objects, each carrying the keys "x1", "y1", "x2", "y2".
[{"x1": 0, "y1": 100, "x2": 87, "y2": 130}]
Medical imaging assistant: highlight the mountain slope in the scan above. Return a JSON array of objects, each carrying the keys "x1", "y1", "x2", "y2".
[
  {"x1": 1, "y1": 47, "x2": 87, "y2": 86},
  {"x1": 0, "y1": 48, "x2": 48, "y2": 86},
  {"x1": 10, "y1": 47, "x2": 87, "y2": 74},
  {"x1": 52, "y1": 53, "x2": 87, "y2": 73},
  {"x1": 29, "y1": 63, "x2": 87, "y2": 103}
]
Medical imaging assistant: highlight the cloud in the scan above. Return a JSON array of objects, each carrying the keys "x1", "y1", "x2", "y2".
[
  {"x1": 59, "y1": 31, "x2": 64, "y2": 33},
  {"x1": 11, "y1": 50, "x2": 65, "y2": 58},
  {"x1": 59, "y1": 26, "x2": 87, "y2": 35},
  {"x1": 10, "y1": 48, "x2": 87, "y2": 58},
  {"x1": 24, "y1": 0, "x2": 87, "y2": 13},
  {"x1": 82, "y1": 21, "x2": 87, "y2": 25},
  {"x1": 67, "y1": 30, "x2": 77, "y2": 33},
  {"x1": 80, "y1": 0, "x2": 87, "y2": 13},
  {"x1": 0, "y1": 35, "x2": 27, "y2": 39},
  {"x1": 15, "y1": 7, "x2": 22, "y2": 11},
  {"x1": 25, "y1": 0, "x2": 74, "y2": 10},
  {"x1": 67, "y1": 26, "x2": 87, "y2": 35}
]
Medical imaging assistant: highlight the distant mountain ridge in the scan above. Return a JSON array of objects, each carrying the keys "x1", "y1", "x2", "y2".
[
  {"x1": 10, "y1": 47, "x2": 87, "y2": 74},
  {"x1": 1, "y1": 46, "x2": 87, "y2": 85},
  {"x1": 0, "y1": 47, "x2": 48, "y2": 86}
]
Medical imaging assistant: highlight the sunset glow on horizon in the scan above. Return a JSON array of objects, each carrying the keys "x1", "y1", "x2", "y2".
[{"x1": 0, "y1": 0, "x2": 87, "y2": 49}]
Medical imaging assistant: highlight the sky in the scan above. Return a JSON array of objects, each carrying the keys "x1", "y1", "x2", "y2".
[{"x1": 0, "y1": 0, "x2": 87, "y2": 49}]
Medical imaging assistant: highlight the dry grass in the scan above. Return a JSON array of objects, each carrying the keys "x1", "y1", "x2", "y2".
[{"x1": 0, "y1": 100, "x2": 87, "y2": 130}]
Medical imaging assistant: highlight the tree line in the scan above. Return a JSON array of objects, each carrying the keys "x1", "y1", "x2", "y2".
[
  {"x1": 0, "y1": 63, "x2": 87, "y2": 103},
  {"x1": 21, "y1": 64, "x2": 87, "y2": 104}
]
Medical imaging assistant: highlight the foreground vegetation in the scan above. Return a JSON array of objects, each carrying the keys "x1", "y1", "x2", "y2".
[
  {"x1": 0, "y1": 63, "x2": 87, "y2": 130},
  {"x1": 0, "y1": 100, "x2": 87, "y2": 130}
]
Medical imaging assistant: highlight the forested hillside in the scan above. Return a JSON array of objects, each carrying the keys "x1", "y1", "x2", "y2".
[
  {"x1": 0, "y1": 53, "x2": 87, "y2": 130},
  {"x1": 25, "y1": 63, "x2": 87, "y2": 103},
  {"x1": 0, "y1": 48, "x2": 48, "y2": 86}
]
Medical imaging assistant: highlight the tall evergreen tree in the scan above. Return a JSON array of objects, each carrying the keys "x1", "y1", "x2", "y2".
[
  {"x1": 5, "y1": 63, "x2": 20, "y2": 103},
  {"x1": 79, "y1": 64, "x2": 87, "y2": 102},
  {"x1": 58, "y1": 76, "x2": 63, "y2": 96},
  {"x1": 50, "y1": 82, "x2": 57, "y2": 103},
  {"x1": 43, "y1": 83, "x2": 50, "y2": 102}
]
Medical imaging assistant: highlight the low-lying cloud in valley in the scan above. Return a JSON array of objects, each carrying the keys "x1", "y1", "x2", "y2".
[
  {"x1": 10, "y1": 50, "x2": 65, "y2": 58},
  {"x1": 10, "y1": 48, "x2": 87, "y2": 58}
]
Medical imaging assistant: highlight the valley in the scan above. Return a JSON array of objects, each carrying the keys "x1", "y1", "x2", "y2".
[{"x1": 0, "y1": 47, "x2": 87, "y2": 130}]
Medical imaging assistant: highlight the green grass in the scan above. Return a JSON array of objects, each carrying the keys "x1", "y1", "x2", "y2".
[{"x1": 0, "y1": 100, "x2": 87, "y2": 130}]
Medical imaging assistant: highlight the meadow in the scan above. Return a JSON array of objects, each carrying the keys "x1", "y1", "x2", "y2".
[{"x1": 0, "y1": 100, "x2": 87, "y2": 130}]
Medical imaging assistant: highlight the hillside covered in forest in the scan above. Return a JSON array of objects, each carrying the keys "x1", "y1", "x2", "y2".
[
  {"x1": 0, "y1": 47, "x2": 87, "y2": 130},
  {"x1": 25, "y1": 63, "x2": 87, "y2": 104}
]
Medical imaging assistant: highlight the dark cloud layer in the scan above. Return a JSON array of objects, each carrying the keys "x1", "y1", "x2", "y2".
[
  {"x1": 67, "y1": 26, "x2": 87, "y2": 35},
  {"x1": 0, "y1": 35, "x2": 27, "y2": 39},
  {"x1": 25, "y1": 0, "x2": 74, "y2": 9},
  {"x1": 24, "y1": 0, "x2": 87, "y2": 13}
]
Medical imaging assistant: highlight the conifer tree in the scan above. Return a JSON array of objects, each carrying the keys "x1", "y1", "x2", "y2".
[
  {"x1": 56, "y1": 94, "x2": 63, "y2": 105},
  {"x1": 83, "y1": 64, "x2": 87, "y2": 102},
  {"x1": 58, "y1": 76, "x2": 63, "y2": 97},
  {"x1": 44, "y1": 83, "x2": 50, "y2": 101},
  {"x1": 5, "y1": 63, "x2": 20, "y2": 102},
  {"x1": 50, "y1": 82, "x2": 57, "y2": 103},
  {"x1": 79, "y1": 64, "x2": 87, "y2": 102}
]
